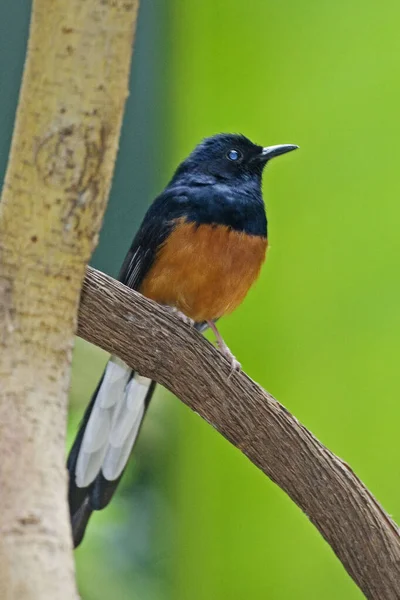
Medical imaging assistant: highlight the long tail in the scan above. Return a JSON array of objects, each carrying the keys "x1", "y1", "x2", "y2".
[{"x1": 67, "y1": 356, "x2": 155, "y2": 547}]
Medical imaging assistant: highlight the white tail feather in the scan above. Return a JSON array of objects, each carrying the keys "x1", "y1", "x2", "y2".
[
  {"x1": 75, "y1": 446, "x2": 108, "y2": 488},
  {"x1": 75, "y1": 356, "x2": 151, "y2": 488},
  {"x1": 97, "y1": 360, "x2": 131, "y2": 409},
  {"x1": 82, "y1": 404, "x2": 112, "y2": 453},
  {"x1": 102, "y1": 401, "x2": 145, "y2": 480},
  {"x1": 109, "y1": 377, "x2": 150, "y2": 447}
]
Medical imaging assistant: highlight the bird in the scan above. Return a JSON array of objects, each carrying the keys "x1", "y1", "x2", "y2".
[{"x1": 67, "y1": 133, "x2": 298, "y2": 547}]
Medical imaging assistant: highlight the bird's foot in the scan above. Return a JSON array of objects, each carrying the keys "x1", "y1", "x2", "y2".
[
  {"x1": 217, "y1": 340, "x2": 241, "y2": 374},
  {"x1": 164, "y1": 305, "x2": 195, "y2": 327},
  {"x1": 206, "y1": 320, "x2": 241, "y2": 374},
  {"x1": 176, "y1": 310, "x2": 195, "y2": 327}
]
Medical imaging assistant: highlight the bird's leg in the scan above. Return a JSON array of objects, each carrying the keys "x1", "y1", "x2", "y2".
[{"x1": 207, "y1": 320, "x2": 241, "y2": 372}]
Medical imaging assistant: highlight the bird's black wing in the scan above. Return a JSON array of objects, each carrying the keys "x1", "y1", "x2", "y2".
[{"x1": 117, "y1": 193, "x2": 181, "y2": 290}]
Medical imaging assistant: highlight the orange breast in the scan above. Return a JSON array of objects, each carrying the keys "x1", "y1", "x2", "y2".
[{"x1": 140, "y1": 219, "x2": 268, "y2": 322}]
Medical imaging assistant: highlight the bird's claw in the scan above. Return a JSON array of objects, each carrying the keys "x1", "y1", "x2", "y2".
[
  {"x1": 217, "y1": 341, "x2": 241, "y2": 374},
  {"x1": 166, "y1": 306, "x2": 195, "y2": 327}
]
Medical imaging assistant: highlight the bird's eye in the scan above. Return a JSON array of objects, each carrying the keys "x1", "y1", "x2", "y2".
[{"x1": 227, "y1": 149, "x2": 242, "y2": 161}]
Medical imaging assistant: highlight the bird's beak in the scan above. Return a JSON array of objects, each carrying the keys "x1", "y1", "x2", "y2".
[{"x1": 259, "y1": 144, "x2": 299, "y2": 162}]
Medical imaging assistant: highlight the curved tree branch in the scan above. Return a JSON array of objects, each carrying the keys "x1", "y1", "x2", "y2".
[{"x1": 78, "y1": 266, "x2": 400, "y2": 600}]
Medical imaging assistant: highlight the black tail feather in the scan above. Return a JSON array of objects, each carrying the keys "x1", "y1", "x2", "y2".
[
  {"x1": 67, "y1": 375, "x2": 104, "y2": 517},
  {"x1": 71, "y1": 498, "x2": 93, "y2": 548}
]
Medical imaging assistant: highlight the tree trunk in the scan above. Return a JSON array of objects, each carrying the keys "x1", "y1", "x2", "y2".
[{"x1": 0, "y1": 1, "x2": 139, "y2": 598}]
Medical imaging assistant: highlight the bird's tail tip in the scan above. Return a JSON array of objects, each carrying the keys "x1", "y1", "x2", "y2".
[{"x1": 71, "y1": 498, "x2": 93, "y2": 548}]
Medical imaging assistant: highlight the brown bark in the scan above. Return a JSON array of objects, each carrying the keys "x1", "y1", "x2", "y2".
[
  {"x1": 0, "y1": 1, "x2": 139, "y2": 598},
  {"x1": 78, "y1": 266, "x2": 400, "y2": 600}
]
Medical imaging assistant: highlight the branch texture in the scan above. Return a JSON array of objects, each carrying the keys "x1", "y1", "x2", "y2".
[{"x1": 77, "y1": 266, "x2": 400, "y2": 600}]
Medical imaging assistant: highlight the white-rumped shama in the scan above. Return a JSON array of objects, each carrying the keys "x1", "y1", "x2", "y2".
[{"x1": 68, "y1": 133, "x2": 298, "y2": 546}]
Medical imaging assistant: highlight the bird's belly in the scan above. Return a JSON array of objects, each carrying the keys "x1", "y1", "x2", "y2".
[{"x1": 140, "y1": 220, "x2": 268, "y2": 322}]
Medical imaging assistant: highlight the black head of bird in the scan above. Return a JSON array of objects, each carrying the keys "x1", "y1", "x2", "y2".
[{"x1": 172, "y1": 133, "x2": 298, "y2": 183}]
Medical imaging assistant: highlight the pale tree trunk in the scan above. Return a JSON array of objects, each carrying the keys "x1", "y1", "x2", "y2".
[{"x1": 0, "y1": 1, "x2": 139, "y2": 598}]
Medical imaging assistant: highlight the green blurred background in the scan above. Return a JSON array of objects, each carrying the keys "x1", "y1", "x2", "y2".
[{"x1": 2, "y1": 1, "x2": 400, "y2": 598}]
